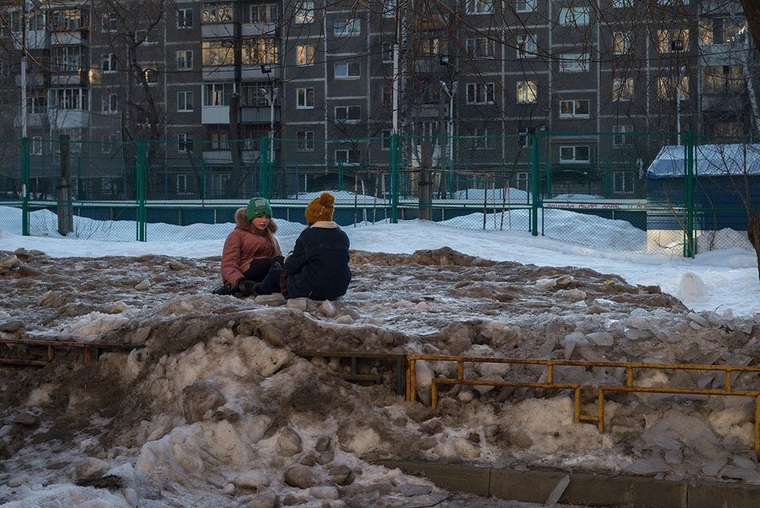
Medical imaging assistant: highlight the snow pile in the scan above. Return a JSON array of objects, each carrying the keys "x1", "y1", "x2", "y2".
[{"x1": 1, "y1": 247, "x2": 760, "y2": 506}]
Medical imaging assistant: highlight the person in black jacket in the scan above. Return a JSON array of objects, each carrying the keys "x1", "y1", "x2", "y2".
[{"x1": 255, "y1": 192, "x2": 351, "y2": 300}]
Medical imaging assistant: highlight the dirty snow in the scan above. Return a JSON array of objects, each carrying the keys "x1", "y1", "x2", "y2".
[{"x1": 1, "y1": 205, "x2": 760, "y2": 507}]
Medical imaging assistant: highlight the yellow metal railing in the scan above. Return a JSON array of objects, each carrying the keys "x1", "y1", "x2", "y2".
[{"x1": 406, "y1": 354, "x2": 760, "y2": 458}]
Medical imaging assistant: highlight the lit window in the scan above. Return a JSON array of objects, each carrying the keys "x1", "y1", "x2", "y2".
[
  {"x1": 297, "y1": 45, "x2": 315, "y2": 65},
  {"x1": 613, "y1": 32, "x2": 632, "y2": 54},
  {"x1": 241, "y1": 38, "x2": 277, "y2": 65},
  {"x1": 612, "y1": 77, "x2": 634, "y2": 101},
  {"x1": 202, "y1": 41, "x2": 233, "y2": 66},
  {"x1": 517, "y1": 81, "x2": 537, "y2": 103},
  {"x1": 202, "y1": 3, "x2": 233, "y2": 23},
  {"x1": 657, "y1": 29, "x2": 690, "y2": 52}
]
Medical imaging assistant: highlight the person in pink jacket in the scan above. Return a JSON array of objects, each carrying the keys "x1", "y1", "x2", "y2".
[{"x1": 213, "y1": 197, "x2": 283, "y2": 295}]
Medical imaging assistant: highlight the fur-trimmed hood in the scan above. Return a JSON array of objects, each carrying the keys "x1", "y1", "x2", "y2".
[{"x1": 234, "y1": 207, "x2": 278, "y2": 234}]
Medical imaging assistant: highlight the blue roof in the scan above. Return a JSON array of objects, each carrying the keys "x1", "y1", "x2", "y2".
[{"x1": 647, "y1": 143, "x2": 760, "y2": 178}]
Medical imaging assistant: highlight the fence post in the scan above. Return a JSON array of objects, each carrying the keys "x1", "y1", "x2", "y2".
[
  {"x1": 136, "y1": 140, "x2": 147, "y2": 242},
  {"x1": 390, "y1": 133, "x2": 399, "y2": 223},
  {"x1": 337, "y1": 161, "x2": 343, "y2": 192},
  {"x1": 21, "y1": 137, "x2": 30, "y2": 236},
  {"x1": 530, "y1": 132, "x2": 540, "y2": 236},
  {"x1": 684, "y1": 131, "x2": 696, "y2": 258},
  {"x1": 200, "y1": 158, "x2": 206, "y2": 200}
]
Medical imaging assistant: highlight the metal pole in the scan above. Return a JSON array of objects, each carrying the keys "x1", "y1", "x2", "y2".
[{"x1": 21, "y1": 0, "x2": 28, "y2": 138}]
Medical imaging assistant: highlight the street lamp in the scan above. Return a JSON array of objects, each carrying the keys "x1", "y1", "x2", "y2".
[
  {"x1": 676, "y1": 66, "x2": 686, "y2": 146},
  {"x1": 260, "y1": 86, "x2": 279, "y2": 167},
  {"x1": 439, "y1": 79, "x2": 458, "y2": 166}
]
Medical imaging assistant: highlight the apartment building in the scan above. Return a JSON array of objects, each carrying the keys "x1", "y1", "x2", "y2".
[{"x1": 0, "y1": 0, "x2": 754, "y2": 200}]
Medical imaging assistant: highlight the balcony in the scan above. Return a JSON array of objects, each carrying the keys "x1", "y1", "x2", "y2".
[
  {"x1": 201, "y1": 23, "x2": 235, "y2": 39},
  {"x1": 242, "y1": 22, "x2": 276, "y2": 37},
  {"x1": 12, "y1": 30, "x2": 49, "y2": 50},
  {"x1": 49, "y1": 109, "x2": 89, "y2": 129},
  {"x1": 202, "y1": 105, "x2": 230, "y2": 124},
  {"x1": 241, "y1": 106, "x2": 280, "y2": 123},
  {"x1": 51, "y1": 31, "x2": 87, "y2": 46}
]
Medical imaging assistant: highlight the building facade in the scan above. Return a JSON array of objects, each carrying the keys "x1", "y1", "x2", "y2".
[{"x1": 0, "y1": 0, "x2": 755, "y2": 200}]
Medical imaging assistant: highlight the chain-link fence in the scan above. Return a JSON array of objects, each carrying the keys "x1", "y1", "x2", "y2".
[{"x1": 0, "y1": 132, "x2": 757, "y2": 256}]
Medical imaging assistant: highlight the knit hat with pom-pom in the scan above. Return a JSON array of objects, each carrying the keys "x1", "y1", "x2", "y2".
[{"x1": 305, "y1": 192, "x2": 335, "y2": 225}]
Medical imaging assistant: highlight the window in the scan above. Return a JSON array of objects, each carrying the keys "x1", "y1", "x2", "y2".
[
  {"x1": 211, "y1": 174, "x2": 230, "y2": 197},
  {"x1": 204, "y1": 83, "x2": 235, "y2": 106},
  {"x1": 657, "y1": 75, "x2": 689, "y2": 99},
  {"x1": 382, "y1": 0, "x2": 396, "y2": 18},
  {"x1": 514, "y1": 171, "x2": 528, "y2": 190},
  {"x1": 515, "y1": 0, "x2": 536, "y2": 13},
  {"x1": 517, "y1": 33, "x2": 537, "y2": 58},
  {"x1": 51, "y1": 46, "x2": 85, "y2": 72},
  {"x1": 177, "y1": 50, "x2": 193, "y2": 70},
  {"x1": 209, "y1": 128, "x2": 229, "y2": 150},
  {"x1": 700, "y1": 18, "x2": 747, "y2": 46},
  {"x1": 612, "y1": 0, "x2": 633, "y2": 7},
  {"x1": 421, "y1": 37, "x2": 442, "y2": 56},
  {"x1": 295, "y1": 1, "x2": 315, "y2": 24},
  {"x1": 297, "y1": 131, "x2": 314, "y2": 151},
  {"x1": 50, "y1": 88, "x2": 88, "y2": 110},
  {"x1": 144, "y1": 69, "x2": 158, "y2": 85},
  {"x1": 102, "y1": 93, "x2": 118, "y2": 113},
  {"x1": 334, "y1": 62, "x2": 360, "y2": 78},
  {"x1": 559, "y1": 53, "x2": 589, "y2": 73},
  {"x1": 473, "y1": 127, "x2": 493, "y2": 149},
  {"x1": 466, "y1": 83, "x2": 495, "y2": 104},
  {"x1": 560, "y1": 7, "x2": 590, "y2": 26},
  {"x1": 297, "y1": 45, "x2": 315, "y2": 65},
  {"x1": 335, "y1": 105, "x2": 361, "y2": 122},
  {"x1": 702, "y1": 66, "x2": 743, "y2": 94},
  {"x1": 517, "y1": 81, "x2": 537, "y2": 103},
  {"x1": 467, "y1": 38, "x2": 495, "y2": 59},
  {"x1": 251, "y1": 4, "x2": 278, "y2": 24},
  {"x1": 657, "y1": 29, "x2": 690, "y2": 52},
  {"x1": 382, "y1": 84, "x2": 393, "y2": 105},
  {"x1": 381, "y1": 130, "x2": 392, "y2": 150},
  {"x1": 334, "y1": 19, "x2": 360, "y2": 36},
  {"x1": 467, "y1": 0, "x2": 494, "y2": 14},
  {"x1": 102, "y1": 12, "x2": 117, "y2": 32},
  {"x1": 613, "y1": 32, "x2": 631, "y2": 54},
  {"x1": 612, "y1": 77, "x2": 634, "y2": 101},
  {"x1": 559, "y1": 99, "x2": 589, "y2": 118},
  {"x1": 613, "y1": 171, "x2": 634, "y2": 194},
  {"x1": 613, "y1": 125, "x2": 633, "y2": 147},
  {"x1": 297, "y1": 87, "x2": 314, "y2": 108},
  {"x1": 178, "y1": 8, "x2": 193, "y2": 28},
  {"x1": 202, "y1": 41, "x2": 233, "y2": 66},
  {"x1": 335, "y1": 149, "x2": 361, "y2": 165},
  {"x1": 517, "y1": 127, "x2": 533, "y2": 148},
  {"x1": 176, "y1": 174, "x2": 189, "y2": 195},
  {"x1": 658, "y1": 0, "x2": 689, "y2": 5},
  {"x1": 101, "y1": 53, "x2": 117, "y2": 73},
  {"x1": 559, "y1": 145, "x2": 590, "y2": 163},
  {"x1": 31, "y1": 137, "x2": 43, "y2": 156},
  {"x1": 50, "y1": 9, "x2": 85, "y2": 31},
  {"x1": 202, "y1": 3, "x2": 233, "y2": 23},
  {"x1": 28, "y1": 90, "x2": 46, "y2": 114},
  {"x1": 177, "y1": 91, "x2": 194, "y2": 112},
  {"x1": 242, "y1": 38, "x2": 277, "y2": 65},
  {"x1": 382, "y1": 43, "x2": 394, "y2": 63}
]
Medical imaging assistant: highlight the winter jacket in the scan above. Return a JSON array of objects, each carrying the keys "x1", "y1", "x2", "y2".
[
  {"x1": 221, "y1": 208, "x2": 282, "y2": 286},
  {"x1": 284, "y1": 221, "x2": 351, "y2": 300}
]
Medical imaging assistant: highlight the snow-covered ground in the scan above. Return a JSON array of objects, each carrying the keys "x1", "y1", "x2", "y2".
[
  {"x1": 1, "y1": 204, "x2": 758, "y2": 316},
  {"x1": 1, "y1": 204, "x2": 760, "y2": 508}
]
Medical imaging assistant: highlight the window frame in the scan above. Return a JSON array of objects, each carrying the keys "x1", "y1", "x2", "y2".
[
  {"x1": 559, "y1": 7, "x2": 590, "y2": 27},
  {"x1": 466, "y1": 82, "x2": 495, "y2": 105},
  {"x1": 334, "y1": 62, "x2": 361, "y2": 79},
  {"x1": 177, "y1": 91, "x2": 194, "y2": 112},
  {"x1": 335, "y1": 149, "x2": 361, "y2": 166},
  {"x1": 177, "y1": 8, "x2": 193, "y2": 29},
  {"x1": 297, "y1": 131, "x2": 315, "y2": 151},
  {"x1": 559, "y1": 99, "x2": 590, "y2": 118},
  {"x1": 296, "y1": 87, "x2": 315, "y2": 109},
  {"x1": 335, "y1": 105, "x2": 361, "y2": 123},
  {"x1": 559, "y1": 145, "x2": 591, "y2": 164},
  {"x1": 177, "y1": 50, "x2": 193, "y2": 71},
  {"x1": 516, "y1": 81, "x2": 538, "y2": 104}
]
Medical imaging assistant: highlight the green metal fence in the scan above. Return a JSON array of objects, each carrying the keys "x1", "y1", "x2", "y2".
[{"x1": 0, "y1": 132, "x2": 757, "y2": 256}]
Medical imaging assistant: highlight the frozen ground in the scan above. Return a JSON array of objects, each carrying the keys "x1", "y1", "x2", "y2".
[{"x1": 1, "y1": 206, "x2": 760, "y2": 507}]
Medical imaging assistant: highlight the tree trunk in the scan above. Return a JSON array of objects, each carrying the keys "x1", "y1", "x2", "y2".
[{"x1": 739, "y1": 1, "x2": 760, "y2": 51}]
